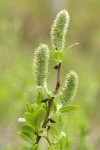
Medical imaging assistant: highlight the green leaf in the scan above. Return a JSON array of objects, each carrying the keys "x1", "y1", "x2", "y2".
[
  {"x1": 50, "y1": 126, "x2": 59, "y2": 139},
  {"x1": 58, "y1": 115, "x2": 68, "y2": 132},
  {"x1": 34, "y1": 108, "x2": 45, "y2": 125},
  {"x1": 51, "y1": 101, "x2": 57, "y2": 113},
  {"x1": 37, "y1": 90, "x2": 44, "y2": 104},
  {"x1": 54, "y1": 51, "x2": 63, "y2": 63},
  {"x1": 64, "y1": 137, "x2": 71, "y2": 148},
  {"x1": 48, "y1": 146, "x2": 55, "y2": 150},
  {"x1": 19, "y1": 131, "x2": 34, "y2": 143},
  {"x1": 59, "y1": 105, "x2": 79, "y2": 113},
  {"x1": 26, "y1": 102, "x2": 34, "y2": 113},
  {"x1": 32, "y1": 104, "x2": 40, "y2": 113},
  {"x1": 24, "y1": 112, "x2": 36, "y2": 129},
  {"x1": 31, "y1": 144, "x2": 39, "y2": 150},
  {"x1": 20, "y1": 125, "x2": 34, "y2": 135},
  {"x1": 58, "y1": 115, "x2": 63, "y2": 131},
  {"x1": 58, "y1": 135, "x2": 70, "y2": 149}
]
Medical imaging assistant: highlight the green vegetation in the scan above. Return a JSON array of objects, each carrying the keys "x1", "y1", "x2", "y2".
[
  {"x1": 18, "y1": 10, "x2": 79, "y2": 150},
  {"x1": 0, "y1": 0, "x2": 100, "y2": 150}
]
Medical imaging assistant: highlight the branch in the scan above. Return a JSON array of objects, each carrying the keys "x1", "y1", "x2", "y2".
[
  {"x1": 42, "y1": 63, "x2": 61, "y2": 128},
  {"x1": 55, "y1": 63, "x2": 61, "y2": 91},
  {"x1": 36, "y1": 62, "x2": 61, "y2": 144},
  {"x1": 35, "y1": 135, "x2": 41, "y2": 144},
  {"x1": 42, "y1": 97, "x2": 54, "y2": 128},
  {"x1": 45, "y1": 137, "x2": 52, "y2": 146}
]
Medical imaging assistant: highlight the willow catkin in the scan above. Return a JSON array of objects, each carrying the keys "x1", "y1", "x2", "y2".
[
  {"x1": 51, "y1": 10, "x2": 70, "y2": 51},
  {"x1": 61, "y1": 71, "x2": 78, "y2": 105},
  {"x1": 33, "y1": 44, "x2": 49, "y2": 87}
]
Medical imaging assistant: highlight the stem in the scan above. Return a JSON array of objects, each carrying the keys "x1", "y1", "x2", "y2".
[
  {"x1": 55, "y1": 63, "x2": 61, "y2": 91},
  {"x1": 42, "y1": 63, "x2": 61, "y2": 128},
  {"x1": 36, "y1": 62, "x2": 61, "y2": 144},
  {"x1": 35, "y1": 136, "x2": 41, "y2": 144},
  {"x1": 45, "y1": 137, "x2": 52, "y2": 146},
  {"x1": 42, "y1": 97, "x2": 54, "y2": 128}
]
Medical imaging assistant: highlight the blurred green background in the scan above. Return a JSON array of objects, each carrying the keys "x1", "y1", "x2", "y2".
[{"x1": 0, "y1": 0, "x2": 100, "y2": 149}]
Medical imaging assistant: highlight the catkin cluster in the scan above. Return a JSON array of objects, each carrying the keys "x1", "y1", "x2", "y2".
[
  {"x1": 33, "y1": 10, "x2": 78, "y2": 106},
  {"x1": 19, "y1": 10, "x2": 79, "y2": 149}
]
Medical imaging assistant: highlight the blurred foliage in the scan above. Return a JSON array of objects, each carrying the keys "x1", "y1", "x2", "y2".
[{"x1": 0, "y1": 0, "x2": 100, "y2": 149}]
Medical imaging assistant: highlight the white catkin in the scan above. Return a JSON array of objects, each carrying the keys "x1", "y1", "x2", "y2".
[
  {"x1": 33, "y1": 44, "x2": 50, "y2": 87},
  {"x1": 61, "y1": 71, "x2": 78, "y2": 105},
  {"x1": 51, "y1": 10, "x2": 70, "y2": 51}
]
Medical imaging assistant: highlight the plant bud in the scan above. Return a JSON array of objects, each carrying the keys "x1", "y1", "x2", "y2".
[
  {"x1": 41, "y1": 98, "x2": 49, "y2": 103},
  {"x1": 49, "y1": 118, "x2": 56, "y2": 123},
  {"x1": 33, "y1": 44, "x2": 49, "y2": 87},
  {"x1": 61, "y1": 71, "x2": 78, "y2": 105},
  {"x1": 51, "y1": 10, "x2": 70, "y2": 51}
]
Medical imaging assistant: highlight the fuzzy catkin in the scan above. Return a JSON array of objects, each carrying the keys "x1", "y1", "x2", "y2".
[
  {"x1": 33, "y1": 44, "x2": 49, "y2": 87},
  {"x1": 61, "y1": 71, "x2": 78, "y2": 105},
  {"x1": 51, "y1": 10, "x2": 69, "y2": 51}
]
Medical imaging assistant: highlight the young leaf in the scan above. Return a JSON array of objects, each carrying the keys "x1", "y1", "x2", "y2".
[
  {"x1": 48, "y1": 146, "x2": 55, "y2": 150},
  {"x1": 58, "y1": 115, "x2": 68, "y2": 132},
  {"x1": 34, "y1": 108, "x2": 45, "y2": 125},
  {"x1": 53, "y1": 50, "x2": 63, "y2": 63},
  {"x1": 50, "y1": 126, "x2": 59, "y2": 140},
  {"x1": 26, "y1": 102, "x2": 34, "y2": 113},
  {"x1": 19, "y1": 131, "x2": 34, "y2": 143},
  {"x1": 24, "y1": 112, "x2": 36, "y2": 129},
  {"x1": 20, "y1": 125, "x2": 34, "y2": 135},
  {"x1": 59, "y1": 105, "x2": 79, "y2": 113},
  {"x1": 31, "y1": 144, "x2": 39, "y2": 150},
  {"x1": 51, "y1": 101, "x2": 57, "y2": 113},
  {"x1": 57, "y1": 135, "x2": 70, "y2": 149},
  {"x1": 37, "y1": 90, "x2": 44, "y2": 104}
]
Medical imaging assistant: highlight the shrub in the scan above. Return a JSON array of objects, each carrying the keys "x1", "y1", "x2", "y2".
[{"x1": 18, "y1": 10, "x2": 79, "y2": 150}]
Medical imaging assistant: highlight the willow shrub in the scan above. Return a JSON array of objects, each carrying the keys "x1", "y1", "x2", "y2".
[{"x1": 18, "y1": 10, "x2": 79, "y2": 150}]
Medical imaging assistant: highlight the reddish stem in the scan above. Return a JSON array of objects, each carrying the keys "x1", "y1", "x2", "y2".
[{"x1": 36, "y1": 63, "x2": 61, "y2": 144}]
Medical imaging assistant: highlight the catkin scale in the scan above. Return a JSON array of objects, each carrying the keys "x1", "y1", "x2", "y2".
[
  {"x1": 33, "y1": 44, "x2": 49, "y2": 87},
  {"x1": 61, "y1": 71, "x2": 78, "y2": 105},
  {"x1": 51, "y1": 10, "x2": 69, "y2": 51}
]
